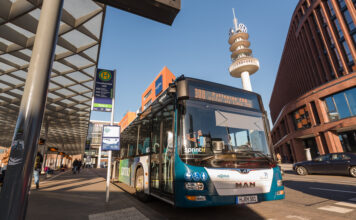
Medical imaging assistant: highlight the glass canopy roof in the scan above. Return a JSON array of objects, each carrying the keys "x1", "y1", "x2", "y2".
[{"x1": 0, "y1": 0, "x2": 105, "y2": 155}]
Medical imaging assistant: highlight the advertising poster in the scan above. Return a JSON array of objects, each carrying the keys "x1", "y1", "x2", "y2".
[
  {"x1": 102, "y1": 138, "x2": 120, "y2": 151},
  {"x1": 119, "y1": 159, "x2": 130, "y2": 184},
  {"x1": 101, "y1": 125, "x2": 120, "y2": 151},
  {"x1": 93, "y1": 69, "x2": 115, "y2": 112}
]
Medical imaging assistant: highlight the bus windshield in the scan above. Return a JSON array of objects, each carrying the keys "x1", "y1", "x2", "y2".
[{"x1": 179, "y1": 100, "x2": 273, "y2": 168}]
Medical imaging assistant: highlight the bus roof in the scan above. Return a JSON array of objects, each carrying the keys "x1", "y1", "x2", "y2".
[{"x1": 120, "y1": 75, "x2": 266, "y2": 134}]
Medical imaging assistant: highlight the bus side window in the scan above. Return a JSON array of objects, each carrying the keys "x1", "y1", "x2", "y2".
[
  {"x1": 152, "y1": 116, "x2": 161, "y2": 154},
  {"x1": 128, "y1": 145, "x2": 134, "y2": 157},
  {"x1": 162, "y1": 111, "x2": 174, "y2": 194},
  {"x1": 138, "y1": 119, "x2": 151, "y2": 155},
  {"x1": 120, "y1": 145, "x2": 127, "y2": 159}
]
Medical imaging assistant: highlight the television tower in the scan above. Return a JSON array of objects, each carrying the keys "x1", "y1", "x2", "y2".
[{"x1": 228, "y1": 9, "x2": 259, "y2": 91}]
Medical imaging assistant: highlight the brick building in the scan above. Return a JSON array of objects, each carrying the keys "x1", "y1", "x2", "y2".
[{"x1": 270, "y1": 0, "x2": 356, "y2": 162}]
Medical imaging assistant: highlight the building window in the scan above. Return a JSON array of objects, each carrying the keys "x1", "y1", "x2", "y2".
[
  {"x1": 333, "y1": 47, "x2": 343, "y2": 72},
  {"x1": 339, "y1": 131, "x2": 356, "y2": 152},
  {"x1": 327, "y1": 0, "x2": 335, "y2": 16},
  {"x1": 325, "y1": 26, "x2": 335, "y2": 44},
  {"x1": 311, "y1": 101, "x2": 321, "y2": 125},
  {"x1": 144, "y1": 99, "x2": 152, "y2": 110},
  {"x1": 333, "y1": 19, "x2": 344, "y2": 39},
  {"x1": 337, "y1": 0, "x2": 346, "y2": 9},
  {"x1": 342, "y1": 10, "x2": 355, "y2": 32},
  {"x1": 324, "y1": 87, "x2": 356, "y2": 121},
  {"x1": 292, "y1": 106, "x2": 311, "y2": 130},
  {"x1": 144, "y1": 90, "x2": 152, "y2": 100},
  {"x1": 345, "y1": 87, "x2": 356, "y2": 115},
  {"x1": 342, "y1": 41, "x2": 353, "y2": 63}
]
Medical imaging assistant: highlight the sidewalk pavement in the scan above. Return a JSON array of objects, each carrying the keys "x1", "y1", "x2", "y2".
[{"x1": 26, "y1": 168, "x2": 164, "y2": 220}]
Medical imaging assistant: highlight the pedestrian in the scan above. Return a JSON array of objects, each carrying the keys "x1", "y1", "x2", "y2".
[
  {"x1": 78, "y1": 160, "x2": 82, "y2": 174},
  {"x1": 33, "y1": 152, "x2": 43, "y2": 189},
  {"x1": 276, "y1": 153, "x2": 282, "y2": 164},
  {"x1": 276, "y1": 153, "x2": 284, "y2": 175},
  {"x1": 72, "y1": 159, "x2": 79, "y2": 174}
]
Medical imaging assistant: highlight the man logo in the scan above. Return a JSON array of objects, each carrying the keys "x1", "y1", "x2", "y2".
[
  {"x1": 236, "y1": 182, "x2": 256, "y2": 188},
  {"x1": 237, "y1": 169, "x2": 250, "y2": 174}
]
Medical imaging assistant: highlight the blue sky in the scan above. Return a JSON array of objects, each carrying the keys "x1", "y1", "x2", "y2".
[{"x1": 91, "y1": 0, "x2": 299, "y2": 126}]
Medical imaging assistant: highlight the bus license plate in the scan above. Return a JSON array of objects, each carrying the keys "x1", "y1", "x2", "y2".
[{"x1": 236, "y1": 195, "x2": 258, "y2": 204}]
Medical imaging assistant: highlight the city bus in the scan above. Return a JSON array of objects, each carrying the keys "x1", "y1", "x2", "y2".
[{"x1": 117, "y1": 76, "x2": 284, "y2": 207}]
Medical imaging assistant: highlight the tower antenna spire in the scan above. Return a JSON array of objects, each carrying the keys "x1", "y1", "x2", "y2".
[
  {"x1": 228, "y1": 9, "x2": 259, "y2": 91},
  {"x1": 232, "y1": 8, "x2": 238, "y2": 31}
]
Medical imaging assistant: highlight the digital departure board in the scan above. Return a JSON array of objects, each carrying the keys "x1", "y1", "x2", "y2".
[
  {"x1": 186, "y1": 79, "x2": 260, "y2": 110},
  {"x1": 194, "y1": 88, "x2": 253, "y2": 108}
]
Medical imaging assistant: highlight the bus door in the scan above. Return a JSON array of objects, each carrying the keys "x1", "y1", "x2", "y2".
[
  {"x1": 161, "y1": 115, "x2": 174, "y2": 195},
  {"x1": 150, "y1": 106, "x2": 174, "y2": 200}
]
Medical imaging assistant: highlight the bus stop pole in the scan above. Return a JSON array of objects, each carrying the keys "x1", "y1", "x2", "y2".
[
  {"x1": 106, "y1": 70, "x2": 116, "y2": 203},
  {"x1": 97, "y1": 146, "x2": 102, "y2": 168},
  {"x1": 0, "y1": 0, "x2": 63, "y2": 219}
]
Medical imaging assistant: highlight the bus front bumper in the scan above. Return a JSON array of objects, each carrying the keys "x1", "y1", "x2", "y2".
[{"x1": 175, "y1": 191, "x2": 285, "y2": 208}]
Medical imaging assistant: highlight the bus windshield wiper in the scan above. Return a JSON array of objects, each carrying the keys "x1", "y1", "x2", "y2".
[{"x1": 234, "y1": 150, "x2": 272, "y2": 162}]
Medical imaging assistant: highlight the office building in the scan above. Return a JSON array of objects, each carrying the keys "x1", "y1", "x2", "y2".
[{"x1": 270, "y1": 0, "x2": 356, "y2": 162}]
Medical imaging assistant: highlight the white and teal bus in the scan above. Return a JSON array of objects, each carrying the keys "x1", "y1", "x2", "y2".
[{"x1": 117, "y1": 76, "x2": 284, "y2": 207}]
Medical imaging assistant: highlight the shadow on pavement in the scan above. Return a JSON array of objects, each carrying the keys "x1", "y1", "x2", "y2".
[
  {"x1": 284, "y1": 180, "x2": 356, "y2": 202},
  {"x1": 145, "y1": 196, "x2": 265, "y2": 220},
  {"x1": 25, "y1": 168, "x2": 266, "y2": 220}
]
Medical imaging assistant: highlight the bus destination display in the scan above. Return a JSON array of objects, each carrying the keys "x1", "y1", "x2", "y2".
[{"x1": 193, "y1": 88, "x2": 254, "y2": 108}]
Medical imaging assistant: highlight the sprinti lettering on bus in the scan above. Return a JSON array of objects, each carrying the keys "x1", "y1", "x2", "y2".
[{"x1": 194, "y1": 88, "x2": 253, "y2": 108}]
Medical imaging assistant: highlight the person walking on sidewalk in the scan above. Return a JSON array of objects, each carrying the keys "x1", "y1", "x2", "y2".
[
  {"x1": 276, "y1": 153, "x2": 284, "y2": 175},
  {"x1": 78, "y1": 160, "x2": 82, "y2": 174},
  {"x1": 276, "y1": 153, "x2": 282, "y2": 164},
  {"x1": 72, "y1": 159, "x2": 79, "y2": 174},
  {"x1": 34, "y1": 152, "x2": 43, "y2": 189}
]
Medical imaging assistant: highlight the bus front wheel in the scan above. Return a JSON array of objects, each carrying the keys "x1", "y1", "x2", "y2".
[{"x1": 135, "y1": 167, "x2": 149, "y2": 201}]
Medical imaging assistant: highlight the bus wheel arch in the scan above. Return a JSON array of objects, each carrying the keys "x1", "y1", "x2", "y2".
[{"x1": 135, "y1": 165, "x2": 149, "y2": 201}]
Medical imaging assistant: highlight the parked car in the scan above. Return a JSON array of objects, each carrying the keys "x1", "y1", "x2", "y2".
[{"x1": 293, "y1": 153, "x2": 356, "y2": 177}]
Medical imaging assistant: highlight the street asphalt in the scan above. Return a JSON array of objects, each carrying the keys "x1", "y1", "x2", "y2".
[{"x1": 25, "y1": 165, "x2": 356, "y2": 220}]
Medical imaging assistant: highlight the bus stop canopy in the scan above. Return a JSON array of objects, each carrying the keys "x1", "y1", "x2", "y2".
[{"x1": 0, "y1": 0, "x2": 105, "y2": 155}]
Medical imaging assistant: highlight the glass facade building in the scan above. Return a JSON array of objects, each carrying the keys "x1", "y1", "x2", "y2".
[
  {"x1": 270, "y1": 0, "x2": 356, "y2": 162},
  {"x1": 324, "y1": 87, "x2": 356, "y2": 121}
]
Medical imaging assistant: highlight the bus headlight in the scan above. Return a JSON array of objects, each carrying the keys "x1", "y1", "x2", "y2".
[
  {"x1": 185, "y1": 182, "x2": 204, "y2": 191},
  {"x1": 277, "y1": 180, "x2": 283, "y2": 187}
]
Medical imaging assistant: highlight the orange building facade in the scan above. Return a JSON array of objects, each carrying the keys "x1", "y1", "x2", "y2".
[
  {"x1": 119, "y1": 112, "x2": 137, "y2": 132},
  {"x1": 118, "y1": 66, "x2": 175, "y2": 132},
  {"x1": 141, "y1": 66, "x2": 176, "y2": 111}
]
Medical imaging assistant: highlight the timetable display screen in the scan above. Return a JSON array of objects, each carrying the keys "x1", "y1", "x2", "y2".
[{"x1": 187, "y1": 80, "x2": 260, "y2": 110}]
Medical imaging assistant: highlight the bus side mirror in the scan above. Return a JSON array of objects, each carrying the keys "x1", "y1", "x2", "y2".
[{"x1": 177, "y1": 79, "x2": 189, "y2": 100}]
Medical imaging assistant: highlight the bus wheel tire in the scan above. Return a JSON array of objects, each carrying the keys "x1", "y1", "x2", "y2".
[
  {"x1": 296, "y1": 166, "x2": 308, "y2": 176},
  {"x1": 350, "y1": 166, "x2": 356, "y2": 178},
  {"x1": 135, "y1": 167, "x2": 149, "y2": 202}
]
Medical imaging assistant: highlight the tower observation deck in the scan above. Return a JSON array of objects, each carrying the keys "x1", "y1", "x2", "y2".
[{"x1": 228, "y1": 9, "x2": 259, "y2": 91}]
